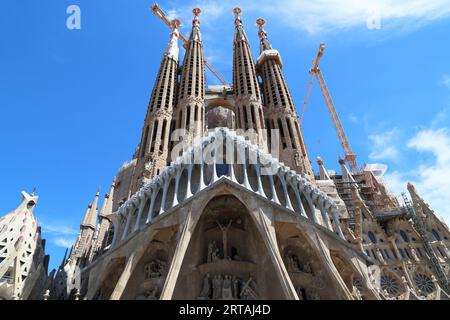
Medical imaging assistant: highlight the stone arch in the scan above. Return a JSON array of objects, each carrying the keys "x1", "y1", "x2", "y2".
[
  {"x1": 329, "y1": 251, "x2": 359, "y2": 296},
  {"x1": 176, "y1": 167, "x2": 189, "y2": 203},
  {"x1": 273, "y1": 174, "x2": 286, "y2": 206},
  {"x1": 171, "y1": 194, "x2": 288, "y2": 299},
  {"x1": 164, "y1": 177, "x2": 177, "y2": 211},
  {"x1": 121, "y1": 241, "x2": 174, "y2": 300},
  {"x1": 150, "y1": 188, "x2": 163, "y2": 220},
  {"x1": 92, "y1": 257, "x2": 126, "y2": 300},
  {"x1": 139, "y1": 197, "x2": 151, "y2": 228}
]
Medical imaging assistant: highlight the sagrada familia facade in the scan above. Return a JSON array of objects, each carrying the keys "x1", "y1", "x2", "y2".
[{"x1": 1, "y1": 7, "x2": 450, "y2": 300}]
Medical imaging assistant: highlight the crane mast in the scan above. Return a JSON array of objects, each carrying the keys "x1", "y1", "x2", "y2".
[
  {"x1": 301, "y1": 43, "x2": 359, "y2": 174},
  {"x1": 151, "y1": 3, "x2": 229, "y2": 87}
]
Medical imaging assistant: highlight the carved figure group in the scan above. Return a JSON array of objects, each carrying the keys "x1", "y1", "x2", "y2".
[
  {"x1": 198, "y1": 273, "x2": 257, "y2": 300},
  {"x1": 286, "y1": 250, "x2": 313, "y2": 274},
  {"x1": 144, "y1": 259, "x2": 167, "y2": 279}
]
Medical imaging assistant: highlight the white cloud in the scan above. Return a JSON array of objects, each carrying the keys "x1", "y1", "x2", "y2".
[
  {"x1": 385, "y1": 128, "x2": 450, "y2": 224},
  {"x1": 40, "y1": 222, "x2": 78, "y2": 248},
  {"x1": 441, "y1": 74, "x2": 450, "y2": 88},
  {"x1": 169, "y1": 0, "x2": 450, "y2": 35},
  {"x1": 41, "y1": 223, "x2": 78, "y2": 236},
  {"x1": 348, "y1": 113, "x2": 358, "y2": 123},
  {"x1": 165, "y1": 9, "x2": 180, "y2": 22},
  {"x1": 54, "y1": 237, "x2": 75, "y2": 248},
  {"x1": 368, "y1": 128, "x2": 401, "y2": 162}
]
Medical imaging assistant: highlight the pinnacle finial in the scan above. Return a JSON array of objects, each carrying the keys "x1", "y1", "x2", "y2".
[
  {"x1": 171, "y1": 18, "x2": 181, "y2": 29},
  {"x1": 233, "y1": 7, "x2": 242, "y2": 25},
  {"x1": 256, "y1": 18, "x2": 266, "y2": 39},
  {"x1": 192, "y1": 8, "x2": 201, "y2": 26},
  {"x1": 31, "y1": 187, "x2": 36, "y2": 196},
  {"x1": 317, "y1": 156, "x2": 323, "y2": 165}
]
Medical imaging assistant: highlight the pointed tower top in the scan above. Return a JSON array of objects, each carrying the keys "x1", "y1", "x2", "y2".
[
  {"x1": 99, "y1": 179, "x2": 116, "y2": 218},
  {"x1": 171, "y1": 18, "x2": 181, "y2": 29},
  {"x1": 192, "y1": 8, "x2": 201, "y2": 26},
  {"x1": 317, "y1": 156, "x2": 324, "y2": 166},
  {"x1": 60, "y1": 247, "x2": 68, "y2": 267},
  {"x1": 256, "y1": 18, "x2": 272, "y2": 51},
  {"x1": 233, "y1": 7, "x2": 249, "y2": 43},
  {"x1": 164, "y1": 19, "x2": 180, "y2": 61},
  {"x1": 233, "y1": 7, "x2": 242, "y2": 25},
  {"x1": 81, "y1": 189, "x2": 100, "y2": 229},
  {"x1": 339, "y1": 156, "x2": 356, "y2": 183},
  {"x1": 317, "y1": 157, "x2": 331, "y2": 180},
  {"x1": 188, "y1": 8, "x2": 202, "y2": 43},
  {"x1": 12, "y1": 190, "x2": 39, "y2": 215}
]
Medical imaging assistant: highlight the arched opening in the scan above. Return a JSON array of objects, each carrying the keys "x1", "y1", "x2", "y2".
[
  {"x1": 191, "y1": 164, "x2": 201, "y2": 194},
  {"x1": 121, "y1": 236, "x2": 176, "y2": 300},
  {"x1": 139, "y1": 198, "x2": 151, "y2": 227},
  {"x1": 172, "y1": 195, "x2": 286, "y2": 299},
  {"x1": 150, "y1": 189, "x2": 163, "y2": 220},
  {"x1": 287, "y1": 184, "x2": 301, "y2": 213},
  {"x1": 92, "y1": 257, "x2": 126, "y2": 300},
  {"x1": 276, "y1": 226, "x2": 344, "y2": 300},
  {"x1": 329, "y1": 251, "x2": 362, "y2": 298},
  {"x1": 177, "y1": 168, "x2": 189, "y2": 203},
  {"x1": 260, "y1": 174, "x2": 272, "y2": 199},
  {"x1": 164, "y1": 178, "x2": 177, "y2": 211},
  {"x1": 273, "y1": 175, "x2": 286, "y2": 206}
]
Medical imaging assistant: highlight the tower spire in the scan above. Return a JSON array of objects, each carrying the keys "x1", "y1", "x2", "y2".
[
  {"x1": 174, "y1": 8, "x2": 206, "y2": 149},
  {"x1": 256, "y1": 18, "x2": 272, "y2": 52},
  {"x1": 81, "y1": 188, "x2": 100, "y2": 229},
  {"x1": 255, "y1": 18, "x2": 313, "y2": 178},
  {"x1": 232, "y1": 8, "x2": 266, "y2": 147},
  {"x1": 130, "y1": 18, "x2": 181, "y2": 194}
]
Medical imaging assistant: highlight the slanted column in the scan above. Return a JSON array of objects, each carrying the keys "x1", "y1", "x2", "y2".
[
  {"x1": 173, "y1": 165, "x2": 183, "y2": 206},
  {"x1": 133, "y1": 198, "x2": 147, "y2": 232},
  {"x1": 110, "y1": 214, "x2": 121, "y2": 249},
  {"x1": 389, "y1": 238, "x2": 402, "y2": 261},
  {"x1": 159, "y1": 172, "x2": 172, "y2": 214},
  {"x1": 145, "y1": 188, "x2": 158, "y2": 224},
  {"x1": 330, "y1": 206, "x2": 345, "y2": 239},
  {"x1": 121, "y1": 207, "x2": 134, "y2": 241},
  {"x1": 238, "y1": 142, "x2": 250, "y2": 189},
  {"x1": 303, "y1": 187, "x2": 318, "y2": 224},
  {"x1": 279, "y1": 172, "x2": 293, "y2": 211},
  {"x1": 268, "y1": 167, "x2": 281, "y2": 205},
  {"x1": 228, "y1": 144, "x2": 237, "y2": 183},
  {"x1": 317, "y1": 196, "x2": 333, "y2": 231},
  {"x1": 291, "y1": 178, "x2": 308, "y2": 218},
  {"x1": 255, "y1": 154, "x2": 265, "y2": 197},
  {"x1": 212, "y1": 138, "x2": 220, "y2": 183},
  {"x1": 186, "y1": 161, "x2": 194, "y2": 198}
]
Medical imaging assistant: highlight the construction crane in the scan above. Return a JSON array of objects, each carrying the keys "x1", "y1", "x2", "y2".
[
  {"x1": 300, "y1": 43, "x2": 359, "y2": 174},
  {"x1": 151, "y1": 3, "x2": 229, "y2": 87}
]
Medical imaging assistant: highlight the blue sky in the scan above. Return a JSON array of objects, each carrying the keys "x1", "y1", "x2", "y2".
[{"x1": 1, "y1": 0, "x2": 450, "y2": 272}]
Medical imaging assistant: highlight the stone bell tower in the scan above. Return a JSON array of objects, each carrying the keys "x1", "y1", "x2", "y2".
[
  {"x1": 130, "y1": 20, "x2": 181, "y2": 194},
  {"x1": 232, "y1": 8, "x2": 266, "y2": 147},
  {"x1": 173, "y1": 8, "x2": 206, "y2": 150},
  {"x1": 255, "y1": 19, "x2": 314, "y2": 179}
]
